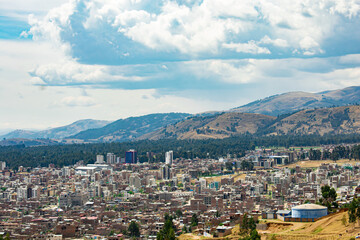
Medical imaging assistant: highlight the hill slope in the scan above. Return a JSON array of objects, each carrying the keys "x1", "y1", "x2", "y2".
[
  {"x1": 267, "y1": 105, "x2": 360, "y2": 135},
  {"x1": 141, "y1": 106, "x2": 360, "y2": 140},
  {"x1": 232, "y1": 86, "x2": 360, "y2": 116},
  {"x1": 69, "y1": 112, "x2": 191, "y2": 142},
  {"x1": 0, "y1": 119, "x2": 110, "y2": 140},
  {"x1": 140, "y1": 112, "x2": 276, "y2": 140}
]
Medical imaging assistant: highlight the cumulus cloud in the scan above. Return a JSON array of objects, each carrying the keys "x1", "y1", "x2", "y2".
[
  {"x1": 30, "y1": 60, "x2": 145, "y2": 86},
  {"x1": 24, "y1": 0, "x2": 360, "y2": 62},
  {"x1": 18, "y1": 0, "x2": 360, "y2": 103},
  {"x1": 223, "y1": 41, "x2": 271, "y2": 54},
  {"x1": 56, "y1": 96, "x2": 97, "y2": 107}
]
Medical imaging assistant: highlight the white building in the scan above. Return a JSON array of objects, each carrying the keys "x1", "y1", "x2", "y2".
[
  {"x1": 0, "y1": 161, "x2": 6, "y2": 170},
  {"x1": 129, "y1": 173, "x2": 141, "y2": 189},
  {"x1": 106, "y1": 153, "x2": 116, "y2": 164},
  {"x1": 96, "y1": 155, "x2": 105, "y2": 164},
  {"x1": 165, "y1": 150, "x2": 173, "y2": 165}
]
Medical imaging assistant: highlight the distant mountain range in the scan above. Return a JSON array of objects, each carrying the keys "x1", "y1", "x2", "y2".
[
  {"x1": 0, "y1": 119, "x2": 111, "y2": 140},
  {"x1": 231, "y1": 86, "x2": 360, "y2": 116},
  {"x1": 1, "y1": 86, "x2": 360, "y2": 145},
  {"x1": 67, "y1": 113, "x2": 191, "y2": 142}
]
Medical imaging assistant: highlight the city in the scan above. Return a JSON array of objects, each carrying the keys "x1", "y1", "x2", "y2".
[{"x1": 0, "y1": 145, "x2": 359, "y2": 239}]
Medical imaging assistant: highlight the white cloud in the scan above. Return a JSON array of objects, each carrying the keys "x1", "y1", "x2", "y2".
[
  {"x1": 56, "y1": 96, "x2": 97, "y2": 107},
  {"x1": 31, "y1": 60, "x2": 145, "y2": 86},
  {"x1": 223, "y1": 41, "x2": 271, "y2": 54},
  {"x1": 259, "y1": 35, "x2": 289, "y2": 48},
  {"x1": 24, "y1": 0, "x2": 360, "y2": 58}
]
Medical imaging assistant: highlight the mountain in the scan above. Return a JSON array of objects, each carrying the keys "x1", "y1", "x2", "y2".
[
  {"x1": 0, "y1": 138, "x2": 59, "y2": 147},
  {"x1": 232, "y1": 86, "x2": 360, "y2": 116},
  {"x1": 266, "y1": 105, "x2": 360, "y2": 136},
  {"x1": 140, "y1": 112, "x2": 276, "y2": 140},
  {"x1": 141, "y1": 105, "x2": 360, "y2": 140},
  {"x1": 68, "y1": 112, "x2": 191, "y2": 142},
  {"x1": 0, "y1": 119, "x2": 111, "y2": 140}
]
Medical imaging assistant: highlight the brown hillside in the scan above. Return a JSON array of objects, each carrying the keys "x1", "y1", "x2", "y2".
[
  {"x1": 268, "y1": 105, "x2": 360, "y2": 135},
  {"x1": 141, "y1": 112, "x2": 276, "y2": 140}
]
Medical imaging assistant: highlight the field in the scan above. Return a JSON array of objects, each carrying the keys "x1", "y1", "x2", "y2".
[
  {"x1": 284, "y1": 159, "x2": 358, "y2": 169},
  {"x1": 203, "y1": 172, "x2": 247, "y2": 184},
  {"x1": 178, "y1": 211, "x2": 360, "y2": 240}
]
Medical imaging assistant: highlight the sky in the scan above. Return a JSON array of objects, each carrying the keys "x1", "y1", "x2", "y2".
[{"x1": 1, "y1": 0, "x2": 360, "y2": 131}]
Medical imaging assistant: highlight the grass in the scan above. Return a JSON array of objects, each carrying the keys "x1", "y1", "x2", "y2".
[{"x1": 312, "y1": 227, "x2": 323, "y2": 234}]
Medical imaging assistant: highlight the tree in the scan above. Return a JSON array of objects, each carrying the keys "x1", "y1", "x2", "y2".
[
  {"x1": 320, "y1": 185, "x2": 337, "y2": 211},
  {"x1": 191, "y1": 213, "x2": 198, "y2": 227},
  {"x1": 128, "y1": 221, "x2": 140, "y2": 238},
  {"x1": 175, "y1": 209, "x2": 183, "y2": 218},
  {"x1": 225, "y1": 161, "x2": 233, "y2": 171},
  {"x1": 157, "y1": 214, "x2": 176, "y2": 240}
]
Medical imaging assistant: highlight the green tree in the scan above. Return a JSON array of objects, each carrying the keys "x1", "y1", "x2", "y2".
[
  {"x1": 128, "y1": 221, "x2": 140, "y2": 238},
  {"x1": 191, "y1": 213, "x2": 199, "y2": 227},
  {"x1": 320, "y1": 185, "x2": 337, "y2": 211},
  {"x1": 175, "y1": 209, "x2": 183, "y2": 218},
  {"x1": 157, "y1": 214, "x2": 176, "y2": 240}
]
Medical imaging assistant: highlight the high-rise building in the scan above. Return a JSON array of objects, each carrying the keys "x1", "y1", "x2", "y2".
[
  {"x1": 161, "y1": 165, "x2": 171, "y2": 180},
  {"x1": 95, "y1": 155, "x2": 105, "y2": 164},
  {"x1": 106, "y1": 153, "x2": 116, "y2": 164},
  {"x1": 165, "y1": 150, "x2": 173, "y2": 165},
  {"x1": 125, "y1": 150, "x2": 137, "y2": 164},
  {"x1": 0, "y1": 161, "x2": 6, "y2": 170}
]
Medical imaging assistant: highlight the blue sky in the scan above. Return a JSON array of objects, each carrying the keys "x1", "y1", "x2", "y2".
[{"x1": 1, "y1": 0, "x2": 360, "y2": 130}]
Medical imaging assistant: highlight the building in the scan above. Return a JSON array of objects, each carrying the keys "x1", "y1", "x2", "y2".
[
  {"x1": 125, "y1": 150, "x2": 137, "y2": 164},
  {"x1": 291, "y1": 203, "x2": 327, "y2": 219},
  {"x1": 106, "y1": 153, "x2": 116, "y2": 164},
  {"x1": 96, "y1": 155, "x2": 105, "y2": 164},
  {"x1": 0, "y1": 161, "x2": 6, "y2": 170},
  {"x1": 129, "y1": 173, "x2": 141, "y2": 189},
  {"x1": 165, "y1": 150, "x2": 173, "y2": 165},
  {"x1": 161, "y1": 165, "x2": 171, "y2": 180}
]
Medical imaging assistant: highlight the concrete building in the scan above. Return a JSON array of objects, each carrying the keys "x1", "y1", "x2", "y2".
[
  {"x1": 106, "y1": 153, "x2": 116, "y2": 164},
  {"x1": 165, "y1": 150, "x2": 173, "y2": 165},
  {"x1": 96, "y1": 155, "x2": 105, "y2": 164}
]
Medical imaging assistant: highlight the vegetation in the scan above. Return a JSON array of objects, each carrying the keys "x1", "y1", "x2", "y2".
[
  {"x1": 191, "y1": 213, "x2": 199, "y2": 227},
  {"x1": 239, "y1": 214, "x2": 260, "y2": 240},
  {"x1": 348, "y1": 198, "x2": 360, "y2": 223},
  {"x1": 157, "y1": 214, "x2": 176, "y2": 240},
  {"x1": 319, "y1": 185, "x2": 337, "y2": 211},
  {"x1": 1, "y1": 134, "x2": 360, "y2": 169},
  {"x1": 128, "y1": 221, "x2": 140, "y2": 238}
]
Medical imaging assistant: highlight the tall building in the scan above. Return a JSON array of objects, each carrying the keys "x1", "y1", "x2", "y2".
[
  {"x1": 106, "y1": 153, "x2": 116, "y2": 164},
  {"x1": 165, "y1": 150, "x2": 173, "y2": 165},
  {"x1": 0, "y1": 161, "x2": 6, "y2": 170},
  {"x1": 125, "y1": 150, "x2": 137, "y2": 164},
  {"x1": 161, "y1": 165, "x2": 171, "y2": 180},
  {"x1": 95, "y1": 155, "x2": 105, "y2": 164},
  {"x1": 129, "y1": 173, "x2": 141, "y2": 189}
]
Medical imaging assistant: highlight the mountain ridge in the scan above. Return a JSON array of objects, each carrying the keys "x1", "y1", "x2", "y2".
[
  {"x1": 68, "y1": 112, "x2": 191, "y2": 142},
  {"x1": 141, "y1": 105, "x2": 360, "y2": 140},
  {"x1": 0, "y1": 119, "x2": 111, "y2": 140},
  {"x1": 231, "y1": 86, "x2": 360, "y2": 116}
]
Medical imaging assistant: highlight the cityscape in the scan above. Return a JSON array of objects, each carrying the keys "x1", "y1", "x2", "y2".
[
  {"x1": 0, "y1": 144, "x2": 360, "y2": 239},
  {"x1": 2, "y1": 0, "x2": 360, "y2": 239}
]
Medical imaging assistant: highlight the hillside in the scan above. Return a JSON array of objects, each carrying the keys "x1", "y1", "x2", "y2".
[
  {"x1": 141, "y1": 106, "x2": 360, "y2": 140},
  {"x1": 0, "y1": 119, "x2": 110, "y2": 140},
  {"x1": 267, "y1": 105, "x2": 360, "y2": 135},
  {"x1": 69, "y1": 112, "x2": 191, "y2": 142},
  {"x1": 140, "y1": 112, "x2": 276, "y2": 140},
  {"x1": 0, "y1": 138, "x2": 59, "y2": 147},
  {"x1": 232, "y1": 86, "x2": 360, "y2": 116}
]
